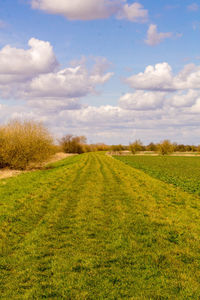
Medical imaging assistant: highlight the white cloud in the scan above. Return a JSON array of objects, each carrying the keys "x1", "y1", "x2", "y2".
[
  {"x1": 169, "y1": 90, "x2": 199, "y2": 108},
  {"x1": 187, "y1": 3, "x2": 199, "y2": 11},
  {"x1": 190, "y1": 98, "x2": 200, "y2": 113},
  {"x1": 0, "y1": 38, "x2": 58, "y2": 83},
  {"x1": 31, "y1": 0, "x2": 148, "y2": 22},
  {"x1": 2, "y1": 97, "x2": 200, "y2": 144},
  {"x1": 28, "y1": 98, "x2": 84, "y2": 112},
  {"x1": 126, "y1": 62, "x2": 174, "y2": 91},
  {"x1": 26, "y1": 65, "x2": 113, "y2": 98},
  {"x1": 0, "y1": 38, "x2": 113, "y2": 112},
  {"x1": 0, "y1": 36, "x2": 200, "y2": 144},
  {"x1": 31, "y1": 0, "x2": 121, "y2": 20},
  {"x1": 119, "y1": 91, "x2": 166, "y2": 110},
  {"x1": 145, "y1": 24, "x2": 172, "y2": 46},
  {"x1": 126, "y1": 62, "x2": 200, "y2": 91},
  {"x1": 117, "y1": 2, "x2": 148, "y2": 23}
]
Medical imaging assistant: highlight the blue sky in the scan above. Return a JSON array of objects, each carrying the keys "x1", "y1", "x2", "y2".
[{"x1": 0, "y1": 0, "x2": 200, "y2": 144}]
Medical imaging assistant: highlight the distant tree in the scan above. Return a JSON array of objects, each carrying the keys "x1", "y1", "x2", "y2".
[
  {"x1": 59, "y1": 135, "x2": 87, "y2": 154},
  {"x1": 174, "y1": 143, "x2": 186, "y2": 152},
  {"x1": 111, "y1": 144, "x2": 124, "y2": 152},
  {"x1": 158, "y1": 140, "x2": 174, "y2": 155},
  {"x1": 146, "y1": 142, "x2": 158, "y2": 152},
  {"x1": 129, "y1": 139, "x2": 143, "y2": 154},
  {"x1": 95, "y1": 143, "x2": 110, "y2": 151}
]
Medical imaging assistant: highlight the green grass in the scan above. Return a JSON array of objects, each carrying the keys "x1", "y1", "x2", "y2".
[
  {"x1": 114, "y1": 155, "x2": 200, "y2": 196},
  {"x1": 1, "y1": 153, "x2": 200, "y2": 298}
]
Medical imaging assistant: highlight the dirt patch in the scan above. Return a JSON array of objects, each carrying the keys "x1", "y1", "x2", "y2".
[
  {"x1": 0, "y1": 169, "x2": 24, "y2": 179},
  {"x1": 0, "y1": 152, "x2": 76, "y2": 180}
]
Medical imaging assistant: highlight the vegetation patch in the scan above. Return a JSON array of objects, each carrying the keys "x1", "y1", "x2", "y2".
[
  {"x1": 114, "y1": 155, "x2": 200, "y2": 196},
  {"x1": 0, "y1": 120, "x2": 54, "y2": 170},
  {"x1": 1, "y1": 153, "x2": 200, "y2": 298}
]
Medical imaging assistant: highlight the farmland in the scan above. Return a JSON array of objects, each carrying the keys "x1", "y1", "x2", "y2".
[
  {"x1": 114, "y1": 155, "x2": 200, "y2": 196},
  {"x1": 1, "y1": 153, "x2": 200, "y2": 298}
]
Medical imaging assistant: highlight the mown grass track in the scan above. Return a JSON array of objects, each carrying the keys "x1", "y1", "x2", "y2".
[{"x1": 1, "y1": 153, "x2": 200, "y2": 298}]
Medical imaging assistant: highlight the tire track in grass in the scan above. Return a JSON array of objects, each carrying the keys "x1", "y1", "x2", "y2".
[
  {"x1": 31, "y1": 153, "x2": 106, "y2": 299},
  {"x1": 0, "y1": 154, "x2": 90, "y2": 297},
  {"x1": 106, "y1": 155, "x2": 200, "y2": 298},
  {"x1": 1, "y1": 153, "x2": 200, "y2": 299},
  {"x1": 2, "y1": 153, "x2": 108, "y2": 299},
  {"x1": 0, "y1": 155, "x2": 87, "y2": 254}
]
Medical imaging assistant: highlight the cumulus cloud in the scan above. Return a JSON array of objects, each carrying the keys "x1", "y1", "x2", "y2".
[
  {"x1": 126, "y1": 62, "x2": 174, "y2": 91},
  {"x1": 145, "y1": 24, "x2": 172, "y2": 46},
  {"x1": 117, "y1": 2, "x2": 148, "y2": 23},
  {"x1": 26, "y1": 65, "x2": 113, "y2": 98},
  {"x1": 169, "y1": 90, "x2": 199, "y2": 107},
  {"x1": 126, "y1": 62, "x2": 200, "y2": 91},
  {"x1": 0, "y1": 38, "x2": 113, "y2": 112},
  {"x1": 0, "y1": 38, "x2": 58, "y2": 83},
  {"x1": 31, "y1": 0, "x2": 120, "y2": 20},
  {"x1": 119, "y1": 91, "x2": 166, "y2": 110},
  {"x1": 187, "y1": 3, "x2": 199, "y2": 11},
  {"x1": 0, "y1": 36, "x2": 200, "y2": 144},
  {"x1": 31, "y1": 0, "x2": 148, "y2": 22}
]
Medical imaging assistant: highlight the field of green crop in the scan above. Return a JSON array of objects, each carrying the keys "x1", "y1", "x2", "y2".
[
  {"x1": 1, "y1": 153, "x2": 200, "y2": 298},
  {"x1": 114, "y1": 155, "x2": 200, "y2": 196}
]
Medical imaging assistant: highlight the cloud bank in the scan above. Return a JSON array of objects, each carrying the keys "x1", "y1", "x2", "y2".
[
  {"x1": 0, "y1": 38, "x2": 113, "y2": 105},
  {"x1": 0, "y1": 38, "x2": 200, "y2": 144}
]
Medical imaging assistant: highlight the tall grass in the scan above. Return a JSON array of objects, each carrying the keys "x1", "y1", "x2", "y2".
[{"x1": 0, "y1": 120, "x2": 54, "y2": 169}]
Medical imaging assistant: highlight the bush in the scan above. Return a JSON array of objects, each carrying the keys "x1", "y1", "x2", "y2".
[
  {"x1": 129, "y1": 140, "x2": 143, "y2": 154},
  {"x1": 59, "y1": 135, "x2": 87, "y2": 154},
  {"x1": 111, "y1": 144, "x2": 124, "y2": 152},
  {"x1": 0, "y1": 120, "x2": 54, "y2": 169},
  {"x1": 146, "y1": 142, "x2": 158, "y2": 152},
  {"x1": 158, "y1": 140, "x2": 174, "y2": 155}
]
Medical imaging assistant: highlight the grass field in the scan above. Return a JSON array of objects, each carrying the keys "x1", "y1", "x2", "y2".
[
  {"x1": 1, "y1": 153, "x2": 200, "y2": 298},
  {"x1": 114, "y1": 155, "x2": 200, "y2": 196}
]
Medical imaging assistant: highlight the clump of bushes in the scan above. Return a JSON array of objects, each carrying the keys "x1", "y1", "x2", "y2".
[
  {"x1": 59, "y1": 135, "x2": 111, "y2": 154},
  {"x1": 59, "y1": 135, "x2": 87, "y2": 154},
  {"x1": 158, "y1": 140, "x2": 174, "y2": 155},
  {"x1": 0, "y1": 120, "x2": 54, "y2": 169}
]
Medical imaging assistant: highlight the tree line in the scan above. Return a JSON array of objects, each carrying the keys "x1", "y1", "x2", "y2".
[
  {"x1": 0, "y1": 120, "x2": 199, "y2": 170},
  {"x1": 112, "y1": 139, "x2": 200, "y2": 155}
]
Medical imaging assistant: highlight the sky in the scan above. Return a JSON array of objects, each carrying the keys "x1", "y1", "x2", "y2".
[{"x1": 0, "y1": 0, "x2": 200, "y2": 145}]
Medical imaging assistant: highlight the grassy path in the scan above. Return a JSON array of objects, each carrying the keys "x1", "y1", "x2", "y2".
[{"x1": 1, "y1": 153, "x2": 200, "y2": 298}]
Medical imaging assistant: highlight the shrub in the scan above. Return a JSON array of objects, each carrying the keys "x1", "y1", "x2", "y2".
[
  {"x1": 0, "y1": 120, "x2": 54, "y2": 169},
  {"x1": 129, "y1": 140, "x2": 143, "y2": 154},
  {"x1": 111, "y1": 144, "x2": 124, "y2": 152},
  {"x1": 146, "y1": 142, "x2": 158, "y2": 152},
  {"x1": 59, "y1": 135, "x2": 87, "y2": 154},
  {"x1": 158, "y1": 140, "x2": 174, "y2": 155}
]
